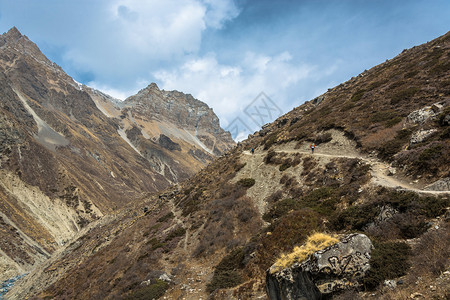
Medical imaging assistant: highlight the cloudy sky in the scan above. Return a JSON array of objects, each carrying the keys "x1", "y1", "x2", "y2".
[{"x1": 1, "y1": 0, "x2": 449, "y2": 139}]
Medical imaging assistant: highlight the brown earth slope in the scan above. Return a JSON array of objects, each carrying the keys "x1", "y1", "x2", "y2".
[{"x1": 6, "y1": 32, "x2": 450, "y2": 299}]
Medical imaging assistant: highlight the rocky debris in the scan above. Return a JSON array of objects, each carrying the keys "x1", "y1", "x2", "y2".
[
  {"x1": 159, "y1": 273, "x2": 173, "y2": 283},
  {"x1": 406, "y1": 102, "x2": 445, "y2": 124},
  {"x1": 409, "y1": 129, "x2": 437, "y2": 145},
  {"x1": 424, "y1": 177, "x2": 450, "y2": 191},
  {"x1": 266, "y1": 234, "x2": 373, "y2": 300},
  {"x1": 377, "y1": 205, "x2": 398, "y2": 222},
  {"x1": 387, "y1": 167, "x2": 397, "y2": 176},
  {"x1": 158, "y1": 134, "x2": 181, "y2": 151},
  {"x1": 406, "y1": 107, "x2": 435, "y2": 124},
  {"x1": 383, "y1": 279, "x2": 397, "y2": 290},
  {"x1": 311, "y1": 95, "x2": 325, "y2": 106},
  {"x1": 410, "y1": 292, "x2": 425, "y2": 299}
]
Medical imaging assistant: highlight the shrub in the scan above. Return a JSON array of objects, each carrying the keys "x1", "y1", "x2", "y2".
[
  {"x1": 412, "y1": 223, "x2": 449, "y2": 276},
  {"x1": 264, "y1": 150, "x2": 277, "y2": 164},
  {"x1": 147, "y1": 238, "x2": 165, "y2": 250},
  {"x1": 265, "y1": 190, "x2": 284, "y2": 204},
  {"x1": 206, "y1": 270, "x2": 242, "y2": 293},
  {"x1": 264, "y1": 134, "x2": 278, "y2": 150},
  {"x1": 330, "y1": 204, "x2": 380, "y2": 231},
  {"x1": 301, "y1": 156, "x2": 317, "y2": 175},
  {"x1": 385, "y1": 116, "x2": 403, "y2": 128},
  {"x1": 415, "y1": 144, "x2": 443, "y2": 169},
  {"x1": 377, "y1": 129, "x2": 411, "y2": 160},
  {"x1": 125, "y1": 279, "x2": 168, "y2": 300},
  {"x1": 390, "y1": 87, "x2": 419, "y2": 105},
  {"x1": 258, "y1": 209, "x2": 321, "y2": 270},
  {"x1": 279, "y1": 162, "x2": 291, "y2": 172},
  {"x1": 370, "y1": 110, "x2": 398, "y2": 123},
  {"x1": 404, "y1": 70, "x2": 419, "y2": 78},
  {"x1": 363, "y1": 241, "x2": 411, "y2": 290},
  {"x1": 351, "y1": 89, "x2": 366, "y2": 102},
  {"x1": 157, "y1": 212, "x2": 174, "y2": 223},
  {"x1": 165, "y1": 226, "x2": 186, "y2": 241},
  {"x1": 207, "y1": 248, "x2": 245, "y2": 293},
  {"x1": 315, "y1": 132, "x2": 332, "y2": 144},
  {"x1": 237, "y1": 178, "x2": 255, "y2": 188},
  {"x1": 263, "y1": 198, "x2": 300, "y2": 222},
  {"x1": 270, "y1": 233, "x2": 339, "y2": 273},
  {"x1": 234, "y1": 162, "x2": 246, "y2": 172}
]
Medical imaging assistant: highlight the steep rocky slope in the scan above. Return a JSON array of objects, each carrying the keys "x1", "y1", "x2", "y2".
[
  {"x1": 87, "y1": 82, "x2": 234, "y2": 183},
  {"x1": 6, "y1": 32, "x2": 450, "y2": 299},
  {"x1": 0, "y1": 27, "x2": 233, "y2": 282}
]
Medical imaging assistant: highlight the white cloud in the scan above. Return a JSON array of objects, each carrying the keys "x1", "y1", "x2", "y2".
[
  {"x1": 109, "y1": 0, "x2": 206, "y2": 56},
  {"x1": 88, "y1": 81, "x2": 131, "y2": 100},
  {"x1": 201, "y1": 0, "x2": 240, "y2": 29},
  {"x1": 51, "y1": 0, "x2": 240, "y2": 92},
  {"x1": 153, "y1": 52, "x2": 314, "y2": 128}
]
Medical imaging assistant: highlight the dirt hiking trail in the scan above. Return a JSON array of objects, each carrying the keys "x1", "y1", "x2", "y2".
[{"x1": 242, "y1": 130, "x2": 449, "y2": 196}]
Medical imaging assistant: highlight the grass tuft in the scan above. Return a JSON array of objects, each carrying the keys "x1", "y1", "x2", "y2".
[{"x1": 270, "y1": 232, "x2": 339, "y2": 273}]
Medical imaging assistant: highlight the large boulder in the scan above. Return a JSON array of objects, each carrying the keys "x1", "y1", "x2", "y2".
[{"x1": 266, "y1": 234, "x2": 373, "y2": 300}]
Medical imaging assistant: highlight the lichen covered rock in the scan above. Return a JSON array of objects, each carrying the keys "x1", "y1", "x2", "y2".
[{"x1": 266, "y1": 234, "x2": 373, "y2": 300}]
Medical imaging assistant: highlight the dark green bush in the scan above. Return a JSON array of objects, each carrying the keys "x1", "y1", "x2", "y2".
[
  {"x1": 157, "y1": 212, "x2": 174, "y2": 223},
  {"x1": 363, "y1": 241, "x2": 411, "y2": 290},
  {"x1": 165, "y1": 226, "x2": 186, "y2": 241},
  {"x1": 237, "y1": 178, "x2": 256, "y2": 188},
  {"x1": 264, "y1": 150, "x2": 277, "y2": 164},
  {"x1": 147, "y1": 238, "x2": 165, "y2": 250},
  {"x1": 378, "y1": 129, "x2": 411, "y2": 160},
  {"x1": 263, "y1": 198, "x2": 300, "y2": 222},
  {"x1": 370, "y1": 110, "x2": 398, "y2": 123},
  {"x1": 279, "y1": 162, "x2": 291, "y2": 172},
  {"x1": 206, "y1": 270, "x2": 242, "y2": 293},
  {"x1": 351, "y1": 89, "x2": 366, "y2": 102},
  {"x1": 264, "y1": 134, "x2": 278, "y2": 150},
  {"x1": 207, "y1": 248, "x2": 245, "y2": 293},
  {"x1": 330, "y1": 204, "x2": 379, "y2": 231},
  {"x1": 125, "y1": 279, "x2": 169, "y2": 300},
  {"x1": 385, "y1": 116, "x2": 403, "y2": 128},
  {"x1": 390, "y1": 87, "x2": 419, "y2": 105}
]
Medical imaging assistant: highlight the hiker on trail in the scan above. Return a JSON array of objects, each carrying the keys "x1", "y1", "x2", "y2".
[
  {"x1": 310, "y1": 143, "x2": 315, "y2": 154},
  {"x1": 251, "y1": 148, "x2": 255, "y2": 155}
]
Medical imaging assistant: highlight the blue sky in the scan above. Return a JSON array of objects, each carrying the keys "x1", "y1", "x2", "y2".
[{"x1": 1, "y1": 0, "x2": 449, "y2": 139}]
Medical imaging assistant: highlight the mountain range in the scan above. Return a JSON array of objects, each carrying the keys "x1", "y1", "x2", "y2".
[
  {"x1": 0, "y1": 27, "x2": 234, "y2": 283},
  {"x1": 1, "y1": 28, "x2": 449, "y2": 299}
]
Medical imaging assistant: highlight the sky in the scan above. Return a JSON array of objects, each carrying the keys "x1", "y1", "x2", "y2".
[{"x1": 1, "y1": 0, "x2": 449, "y2": 140}]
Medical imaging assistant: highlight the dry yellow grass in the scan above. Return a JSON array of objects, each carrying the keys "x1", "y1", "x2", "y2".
[{"x1": 270, "y1": 232, "x2": 339, "y2": 273}]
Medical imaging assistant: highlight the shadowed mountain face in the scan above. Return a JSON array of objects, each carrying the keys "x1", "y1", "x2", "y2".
[{"x1": 0, "y1": 27, "x2": 234, "y2": 280}]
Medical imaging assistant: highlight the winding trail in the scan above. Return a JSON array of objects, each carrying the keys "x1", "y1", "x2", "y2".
[{"x1": 243, "y1": 149, "x2": 449, "y2": 195}]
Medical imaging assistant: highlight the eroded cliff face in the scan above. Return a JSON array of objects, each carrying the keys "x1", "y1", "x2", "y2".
[{"x1": 0, "y1": 27, "x2": 234, "y2": 280}]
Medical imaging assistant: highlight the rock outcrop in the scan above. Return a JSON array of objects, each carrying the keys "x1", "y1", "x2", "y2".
[
  {"x1": 266, "y1": 234, "x2": 373, "y2": 300},
  {"x1": 425, "y1": 177, "x2": 450, "y2": 191}
]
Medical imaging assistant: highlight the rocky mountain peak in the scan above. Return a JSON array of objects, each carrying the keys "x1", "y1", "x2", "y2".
[
  {"x1": 147, "y1": 82, "x2": 160, "y2": 91},
  {"x1": 4, "y1": 26, "x2": 22, "y2": 40},
  {"x1": 0, "y1": 26, "x2": 51, "y2": 67}
]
